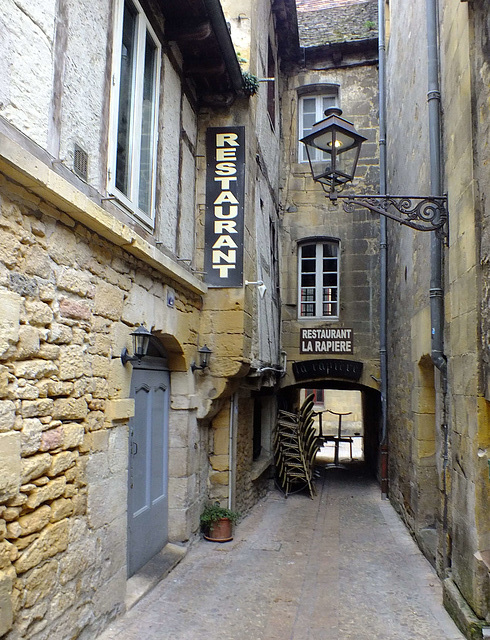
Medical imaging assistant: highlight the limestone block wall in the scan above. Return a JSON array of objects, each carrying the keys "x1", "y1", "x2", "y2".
[
  {"x1": 385, "y1": 0, "x2": 489, "y2": 623},
  {"x1": 439, "y1": 0, "x2": 489, "y2": 620},
  {"x1": 468, "y1": 2, "x2": 490, "y2": 618},
  {"x1": 0, "y1": 170, "x2": 204, "y2": 638},
  {"x1": 383, "y1": 0, "x2": 438, "y2": 558}
]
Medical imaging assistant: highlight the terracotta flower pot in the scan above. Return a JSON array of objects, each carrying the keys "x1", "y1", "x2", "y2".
[{"x1": 204, "y1": 517, "x2": 233, "y2": 542}]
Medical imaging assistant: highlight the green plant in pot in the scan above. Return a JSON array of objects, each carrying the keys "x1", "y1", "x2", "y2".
[{"x1": 200, "y1": 502, "x2": 240, "y2": 542}]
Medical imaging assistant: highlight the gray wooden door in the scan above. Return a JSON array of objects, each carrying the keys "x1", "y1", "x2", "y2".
[{"x1": 127, "y1": 361, "x2": 169, "y2": 577}]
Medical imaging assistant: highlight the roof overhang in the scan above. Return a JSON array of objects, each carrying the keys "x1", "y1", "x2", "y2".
[{"x1": 159, "y1": 0, "x2": 245, "y2": 106}]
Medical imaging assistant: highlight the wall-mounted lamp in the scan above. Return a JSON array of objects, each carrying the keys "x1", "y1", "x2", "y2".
[
  {"x1": 121, "y1": 325, "x2": 152, "y2": 366},
  {"x1": 300, "y1": 107, "x2": 448, "y2": 236},
  {"x1": 245, "y1": 280, "x2": 267, "y2": 298},
  {"x1": 191, "y1": 344, "x2": 212, "y2": 372}
]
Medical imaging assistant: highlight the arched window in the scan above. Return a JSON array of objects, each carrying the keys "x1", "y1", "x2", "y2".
[{"x1": 298, "y1": 239, "x2": 340, "y2": 319}]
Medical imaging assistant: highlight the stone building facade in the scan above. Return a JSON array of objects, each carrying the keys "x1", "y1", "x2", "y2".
[
  {"x1": 383, "y1": 0, "x2": 490, "y2": 635},
  {"x1": 0, "y1": 0, "x2": 296, "y2": 637},
  {"x1": 1, "y1": 0, "x2": 488, "y2": 638},
  {"x1": 278, "y1": 0, "x2": 382, "y2": 465}
]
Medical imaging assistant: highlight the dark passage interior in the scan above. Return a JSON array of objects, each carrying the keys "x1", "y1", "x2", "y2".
[{"x1": 276, "y1": 383, "x2": 382, "y2": 486}]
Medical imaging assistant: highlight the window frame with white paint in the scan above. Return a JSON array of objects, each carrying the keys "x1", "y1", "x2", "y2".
[
  {"x1": 298, "y1": 238, "x2": 340, "y2": 320},
  {"x1": 108, "y1": 0, "x2": 161, "y2": 229}
]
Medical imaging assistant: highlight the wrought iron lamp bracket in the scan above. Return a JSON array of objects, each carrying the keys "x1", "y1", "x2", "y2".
[{"x1": 328, "y1": 191, "x2": 448, "y2": 240}]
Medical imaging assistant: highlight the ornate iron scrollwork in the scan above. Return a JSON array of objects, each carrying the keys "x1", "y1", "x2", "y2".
[{"x1": 329, "y1": 193, "x2": 448, "y2": 237}]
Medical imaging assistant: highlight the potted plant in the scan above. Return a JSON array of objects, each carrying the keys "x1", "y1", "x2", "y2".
[{"x1": 200, "y1": 502, "x2": 240, "y2": 542}]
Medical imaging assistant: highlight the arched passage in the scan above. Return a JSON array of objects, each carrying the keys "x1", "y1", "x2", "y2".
[{"x1": 277, "y1": 381, "x2": 382, "y2": 478}]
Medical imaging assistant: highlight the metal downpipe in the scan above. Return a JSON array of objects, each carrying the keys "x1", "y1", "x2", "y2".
[
  {"x1": 426, "y1": 0, "x2": 449, "y2": 573},
  {"x1": 426, "y1": 0, "x2": 447, "y2": 378},
  {"x1": 378, "y1": 0, "x2": 388, "y2": 496}
]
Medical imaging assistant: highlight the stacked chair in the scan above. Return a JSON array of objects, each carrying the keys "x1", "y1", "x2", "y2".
[{"x1": 273, "y1": 394, "x2": 320, "y2": 498}]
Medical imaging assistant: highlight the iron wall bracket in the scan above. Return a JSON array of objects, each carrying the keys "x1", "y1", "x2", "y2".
[{"x1": 328, "y1": 192, "x2": 448, "y2": 239}]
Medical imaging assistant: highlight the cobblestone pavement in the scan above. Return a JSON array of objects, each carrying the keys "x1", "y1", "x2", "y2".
[{"x1": 97, "y1": 466, "x2": 464, "y2": 640}]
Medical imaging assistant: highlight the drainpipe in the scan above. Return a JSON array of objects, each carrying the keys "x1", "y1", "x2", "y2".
[
  {"x1": 228, "y1": 393, "x2": 238, "y2": 510},
  {"x1": 426, "y1": 0, "x2": 447, "y2": 378},
  {"x1": 378, "y1": 0, "x2": 388, "y2": 497},
  {"x1": 426, "y1": 0, "x2": 449, "y2": 572}
]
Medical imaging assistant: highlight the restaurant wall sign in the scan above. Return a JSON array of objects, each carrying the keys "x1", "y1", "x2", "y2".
[
  {"x1": 204, "y1": 126, "x2": 245, "y2": 287},
  {"x1": 300, "y1": 328, "x2": 354, "y2": 354}
]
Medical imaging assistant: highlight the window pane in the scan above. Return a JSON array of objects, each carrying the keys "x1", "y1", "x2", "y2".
[
  {"x1": 303, "y1": 113, "x2": 317, "y2": 129},
  {"x1": 323, "y1": 243, "x2": 338, "y2": 257},
  {"x1": 138, "y1": 32, "x2": 157, "y2": 214},
  {"x1": 323, "y1": 273, "x2": 337, "y2": 286},
  {"x1": 323, "y1": 258, "x2": 338, "y2": 272},
  {"x1": 302, "y1": 97, "x2": 316, "y2": 113},
  {"x1": 323, "y1": 288, "x2": 338, "y2": 301},
  {"x1": 301, "y1": 287, "x2": 315, "y2": 301},
  {"x1": 302, "y1": 259, "x2": 316, "y2": 273},
  {"x1": 116, "y1": 2, "x2": 137, "y2": 196},
  {"x1": 301, "y1": 244, "x2": 316, "y2": 258},
  {"x1": 301, "y1": 303, "x2": 316, "y2": 316},
  {"x1": 322, "y1": 95, "x2": 337, "y2": 113},
  {"x1": 323, "y1": 302, "x2": 337, "y2": 316},
  {"x1": 301, "y1": 274, "x2": 316, "y2": 287}
]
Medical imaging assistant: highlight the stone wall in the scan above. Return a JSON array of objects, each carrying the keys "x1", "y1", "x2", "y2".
[
  {"x1": 440, "y1": 0, "x2": 490, "y2": 621},
  {"x1": 385, "y1": 0, "x2": 490, "y2": 626},
  {"x1": 280, "y1": 62, "x2": 381, "y2": 393},
  {"x1": 469, "y1": 4, "x2": 490, "y2": 617},
  {"x1": 383, "y1": 0, "x2": 439, "y2": 561},
  {"x1": 0, "y1": 166, "x2": 204, "y2": 637}
]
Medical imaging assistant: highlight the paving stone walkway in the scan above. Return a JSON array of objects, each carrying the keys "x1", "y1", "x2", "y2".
[{"x1": 97, "y1": 466, "x2": 465, "y2": 640}]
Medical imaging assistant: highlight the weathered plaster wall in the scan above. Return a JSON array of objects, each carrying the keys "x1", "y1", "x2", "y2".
[{"x1": 0, "y1": 1, "x2": 57, "y2": 149}]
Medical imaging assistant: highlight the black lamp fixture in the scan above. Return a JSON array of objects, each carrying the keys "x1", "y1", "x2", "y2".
[
  {"x1": 301, "y1": 107, "x2": 367, "y2": 189},
  {"x1": 121, "y1": 325, "x2": 152, "y2": 366},
  {"x1": 300, "y1": 108, "x2": 448, "y2": 234},
  {"x1": 191, "y1": 344, "x2": 212, "y2": 372}
]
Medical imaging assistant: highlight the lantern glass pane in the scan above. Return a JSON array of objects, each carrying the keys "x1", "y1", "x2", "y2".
[{"x1": 134, "y1": 333, "x2": 150, "y2": 358}]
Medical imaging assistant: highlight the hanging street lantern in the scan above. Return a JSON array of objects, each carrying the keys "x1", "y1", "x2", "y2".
[
  {"x1": 300, "y1": 107, "x2": 367, "y2": 191},
  {"x1": 299, "y1": 108, "x2": 448, "y2": 235}
]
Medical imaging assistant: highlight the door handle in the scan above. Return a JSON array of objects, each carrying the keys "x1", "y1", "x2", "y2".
[{"x1": 131, "y1": 442, "x2": 138, "y2": 455}]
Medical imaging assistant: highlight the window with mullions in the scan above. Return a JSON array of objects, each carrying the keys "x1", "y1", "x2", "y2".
[
  {"x1": 299, "y1": 91, "x2": 338, "y2": 162},
  {"x1": 109, "y1": 0, "x2": 161, "y2": 228},
  {"x1": 298, "y1": 240, "x2": 339, "y2": 319}
]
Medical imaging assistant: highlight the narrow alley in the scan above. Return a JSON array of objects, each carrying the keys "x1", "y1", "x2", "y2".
[{"x1": 97, "y1": 468, "x2": 464, "y2": 640}]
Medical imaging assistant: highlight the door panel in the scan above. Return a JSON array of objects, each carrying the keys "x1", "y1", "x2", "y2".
[{"x1": 128, "y1": 365, "x2": 169, "y2": 577}]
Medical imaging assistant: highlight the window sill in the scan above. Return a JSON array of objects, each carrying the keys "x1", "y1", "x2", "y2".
[
  {"x1": 250, "y1": 453, "x2": 273, "y2": 481},
  {"x1": 298, "y1": 317, "x2": 340, "y2": 323}
]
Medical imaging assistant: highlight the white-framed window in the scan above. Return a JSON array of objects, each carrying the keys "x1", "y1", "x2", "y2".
[
  {"x1": 108, "y1": 0, "x2": 161, "y2": 228},
  {"x1": 298, "y1": 240, "x2": 340, "y2": 319},
  {"x1": 298, "y1": 90, "x2": 339, "y2": 162}
]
